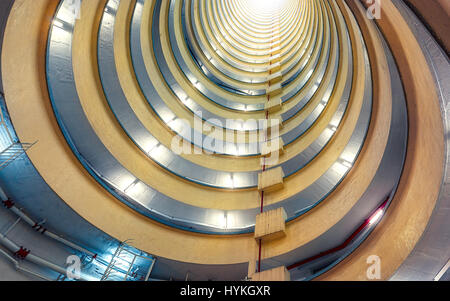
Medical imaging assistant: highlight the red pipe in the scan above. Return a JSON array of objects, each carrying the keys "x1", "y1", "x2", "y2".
[
  {"x1": 260, "y1": 191, "x2": 265, "y2": 213},
  {"x1": 287, "y1": 197, "x2": 390, "y2": 270},
  {"x1": 258, "y1": 239, "x2": 262, "y2": 273}
]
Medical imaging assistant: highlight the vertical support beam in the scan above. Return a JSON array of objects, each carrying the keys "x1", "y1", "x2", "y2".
[{"x1": 145, "y1": 258, "x2": 156, "y2": 281}]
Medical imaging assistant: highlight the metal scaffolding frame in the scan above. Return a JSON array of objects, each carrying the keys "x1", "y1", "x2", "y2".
[
  {"x1": 101, "y1": 241, "x2": 155, "y2": 281},
  {"x1": 0, "y1": 141, "x2": 37, "y2": 171},
  {"x1": 0, "y1": 93, "x2": 36, "y2": 171}
]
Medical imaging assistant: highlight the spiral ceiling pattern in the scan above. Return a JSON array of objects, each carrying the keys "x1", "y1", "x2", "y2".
[{"x1": 0, "y1": 0, "x2": 448, "y2": 281}]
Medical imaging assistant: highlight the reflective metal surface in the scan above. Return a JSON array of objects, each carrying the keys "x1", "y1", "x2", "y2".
[
  {"x1": 172, "y1": 0, "x2": 266, "y2": 109},
  {"x1": 137, "y1": 0, "x2": 262, "y2": 131},
  {"x1": 1, "y1": 0, "x2": 435, "y2": 282},
  {"x1": 47, "y1": 0, "x2": 258, "y2": 234},
  {"x1": 389, "y1": 0, "x2": 450, "y2": 281},
  {"x1": 269, "y1": 18, "x2": 408, "y2": 279},
  {"x1": 98, "y1": 0, "x2": 258, "y2": 188},
  {"x1": 46, "y1": 0, "x2": 374, "y2": 234},
  {"x1": 100, "y1": 0, "x2": 356, "y2": 186},
  {"x1": 131, "y1": 0, "x2": 264, "y2": 154}
]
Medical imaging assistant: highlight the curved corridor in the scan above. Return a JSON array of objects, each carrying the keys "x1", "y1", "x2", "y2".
[{"x1": 0, "y1": 0, "x2": 448, "y2": 281}]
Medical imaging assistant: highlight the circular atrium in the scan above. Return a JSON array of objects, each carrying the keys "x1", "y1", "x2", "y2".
[{"x1": 0, "y1": 0, "x2": 448, "y2": 283}]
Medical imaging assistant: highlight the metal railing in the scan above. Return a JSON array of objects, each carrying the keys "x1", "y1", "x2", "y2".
[
  {"x1": 0, "y1": 92, "x2": 37, "y2": 170},
  {"x1": 101, "y1": 241, "x2": 155, "y2": 281}
]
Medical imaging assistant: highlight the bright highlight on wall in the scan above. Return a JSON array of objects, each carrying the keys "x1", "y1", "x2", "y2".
[
  {"x1": 242, "y1": 0, "x2": 291, "y2": 16},
  {"x1": 369, "y1": 209, "x2": 384, "y2": 225}
]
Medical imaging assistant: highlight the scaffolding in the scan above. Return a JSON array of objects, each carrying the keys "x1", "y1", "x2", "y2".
[
  {"x1": 0, "y1": 142, "x2": 36, "y2": 171},
  {"x1": 0, "y1": 93, "x2": 36, "y2": 170},
  {"x1": 100, "y1": 241, "x2": 155, "y2": 281}
]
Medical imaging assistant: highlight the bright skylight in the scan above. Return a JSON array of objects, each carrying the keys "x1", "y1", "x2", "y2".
[{"x1": 243, "y1": 0, "x2": 290, "y2": 17}]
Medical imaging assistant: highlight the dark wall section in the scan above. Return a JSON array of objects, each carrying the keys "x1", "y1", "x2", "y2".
[{"x1": 403, "y1": 0, "x2": 450, "y2": 55}]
